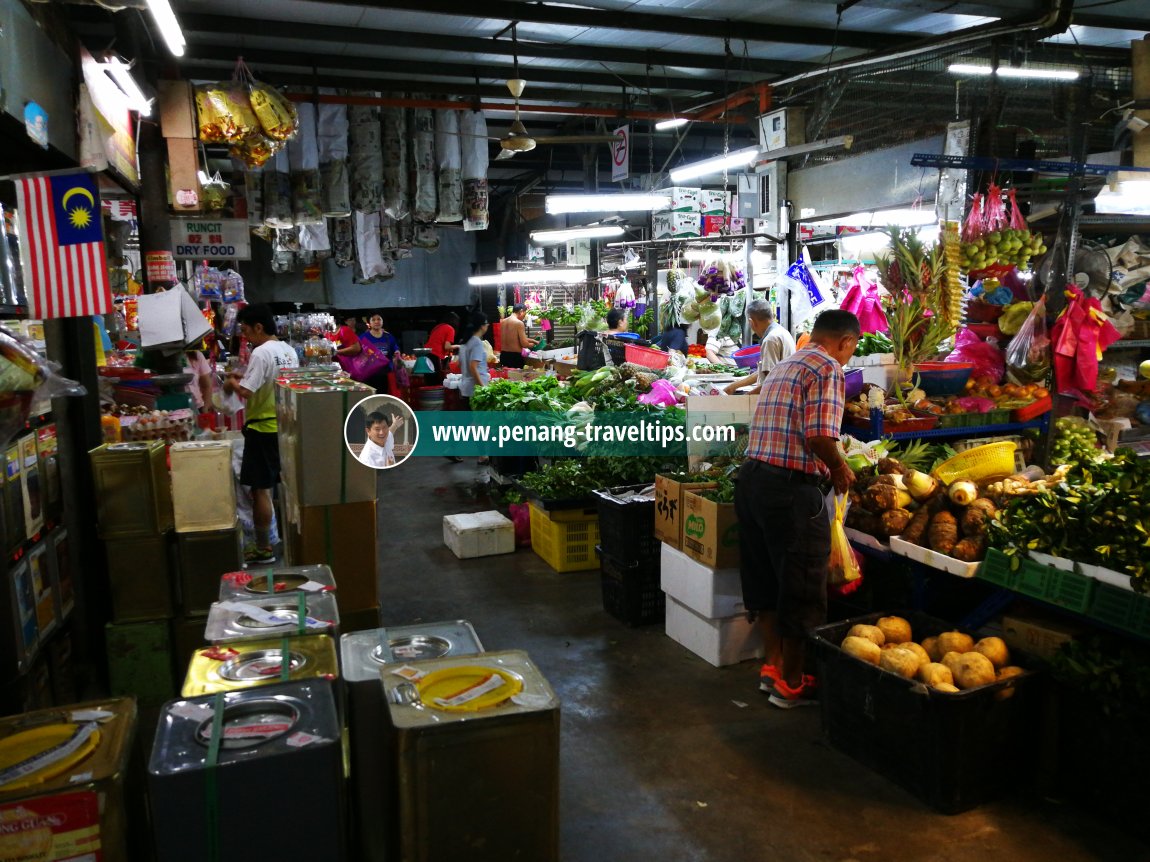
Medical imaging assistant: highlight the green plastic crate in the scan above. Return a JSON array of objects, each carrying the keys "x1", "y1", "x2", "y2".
[
  {"x1": 1017, "y1": 560, "x2": 1095, "y2": 614},
  {"x1": 934, "y1": 408, "x2": 1012, "y2": 429},
  {"x1": 977, "y1": 549, "x2": 1017, "y2": 589},
  {"x1": 1090, "y1": 584, "x2": 1150, "y2": 638}
]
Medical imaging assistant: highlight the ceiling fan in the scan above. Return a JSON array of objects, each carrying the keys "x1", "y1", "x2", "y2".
[{"x1": 493, "y1": 23, "x2": 619, "y2": 160}]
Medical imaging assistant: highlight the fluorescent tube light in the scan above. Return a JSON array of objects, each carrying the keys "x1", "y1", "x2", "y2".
[
  {"x1": 102, "y1": 58, "x2": 153, "y2": 117},
  {"x1": 655, "y1": 118, "x2": 690, "y2": 130},
  {"x1": 468, "y1": 268, "x2": 587, "y2": 286},
  {"x1": 670, "y1": 146, "x2": 760, "y2": 183},
  {"x1": 948, "y1": 63, "x2": 1079, "y2": 81},
  {"x1": 545, "y1": 194, "x2": 670, "y2": 214},
  {"x1": 530, "y1": 225, "x2": 625, "y2": 243},
  {"x1": 145, "y1": 0, "x2": 186, "y2": 57}
]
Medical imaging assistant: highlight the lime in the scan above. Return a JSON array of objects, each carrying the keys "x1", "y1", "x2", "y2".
[{"x1": 1140, "y1": 359, "x2": 1150, "y2": 379}]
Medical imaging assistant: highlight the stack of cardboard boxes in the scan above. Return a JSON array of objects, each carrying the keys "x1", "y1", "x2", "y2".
[
  {"x1": 276, "y1": 377, "x2": 380, "y2": 629},
  {"x1": 654, "y1": 472, "x2": 762, "y2": 667},
  {"x1": 652, "y1": 187, "x2": 746, "y2": 240}
]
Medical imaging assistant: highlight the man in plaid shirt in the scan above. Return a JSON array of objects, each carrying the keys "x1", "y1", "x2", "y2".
[{"x1": 734, "y1": 309, "x2": 860, "y2": 709}]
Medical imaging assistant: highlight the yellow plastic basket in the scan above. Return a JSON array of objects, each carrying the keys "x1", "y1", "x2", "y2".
[
  {"x1": 931, "y1": 441, "x2": 1018, "y2": 485},
  {"x1": 529, "y1": 503, "x2": 600, "y2": 572}
]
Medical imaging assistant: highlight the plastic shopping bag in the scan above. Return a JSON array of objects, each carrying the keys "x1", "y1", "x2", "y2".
[
  {"x1": 828, "y1": 494, "x2": 862, "y2": 590},
  {"x1": 1005, "y1": 297, "x2": 1051, "y2": 384},
  {"x1": 508, "y1": 502, "x2": 532, "y2": 548}
]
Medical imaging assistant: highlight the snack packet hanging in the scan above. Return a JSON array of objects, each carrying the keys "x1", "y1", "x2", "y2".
[
  {"x1": 196, "y1": 84, "x2": 259, "y2": 144},
  {"x1": 249, "y1": 83, "x2": 299, "y2": 142}
]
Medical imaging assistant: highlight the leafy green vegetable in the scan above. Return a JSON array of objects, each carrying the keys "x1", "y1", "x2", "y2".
[
  {"x1": 698, "y1": 476, "x2": 736, "y2": 503},
  {"x1": 1050, "y1": 635, "x2": 1150, "y2": 719},
  {"x1": 853, "y1": 331, "x2": 894, "y2": 357},
  {"x1": 469, "y1": 377, "x2": 576, "y2": 413}
]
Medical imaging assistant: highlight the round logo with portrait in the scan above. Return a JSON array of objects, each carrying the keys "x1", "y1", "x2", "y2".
[{"x1": 344, "y1": 395, "x2": 419, "y2": 469}]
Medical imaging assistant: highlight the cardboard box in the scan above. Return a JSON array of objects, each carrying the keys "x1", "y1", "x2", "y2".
[
  {"x1": 443, "y1": 511, "x2": 515, "y2": 559},
  {"x1": 701, "y1": 215, "x2": 728, "y2": 236},
  {"x1": 170, "y1": 441, "x2": 237, "y2": 533},
  {"x1": 282, "y1": 488, "x2": 378, "y2": 614},
  {"x1": 758, "y1": 106, "x2": 806, "y2": 152},
  {"x1": 699, "y1": 190, "x2": 732, "y2": 216},
  {"x1": 4, "y1": 442, "x2": 23, "y2": 551},
  {"x1": 19, "y1": 434, "x2": 42, "y2": 540},
  {"x1": 655, "y1": 186, "x2": 702, "y2": 212},
  {"x1": 158, "y1": 79, "x2": 197, "y2": 139},
  {"x1": 653, "y1": 476, "x2": 715, "y2": 549},
  {"x1": 166, "y1": 137, "x2": 201, "y2": 211},
  {"x1": 660, "y1": 543, "x2": 744, "y2": 619},
  {"x1": 36, "y1": 424, "x2": 60, "y2": 515},
  {"x1": 681, "y1": 490, "x2": 740, "y2": 570},
  {"x1": 1002, "y1": 612, "x2": 1086, "y2": 662},
  {"x1": 5, "y1": 559, "x2": 39, "y2": 673},
  {"x1": 26, "y1": 541, "x2": 55, "y2": 641},
  {"x1": 664, "y1": 596, "x2": 762, "y2": 667},
  {"x1": 276, "y1": 380, "x2": 378, "y2": 507},
  {"x1": 652, "y1": 211, "x2": 701, "y2": 240}
]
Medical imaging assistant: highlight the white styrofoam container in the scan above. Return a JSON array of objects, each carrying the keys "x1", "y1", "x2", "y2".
[
  {"x1": 1078, "y1": 561, "x2": 1133, "y2": 592},
  {"x1": 847, "y1": 353, "x2": 896, "y2": 368},
  {"x1": 443, "y1": 511, "x2": 515, "y2": 559},
  {"x1": 889, "y1": 536, "x2": 980, "y2": 578},
  {"x1": 664, "y1": 596, "x2": 763, "y2": 668},
  {"x1": 1029, "y1": 551, "x2": 1076, "y2": 574},
  {"x1": 699, "y1": 189, "x2": 732, "y2": 216},
  {"x1": 655, "y1": 186, "x2": 702, "y2": 212},
  {"x1": 659, "y1": 543, "x2": 744, "y2": 619},
  {"x1": 843, "y1": 527, "x2": 889, "y2": 553},
  {"x1": 652, "y1": 211, "x2": 701, "y2": 239}
]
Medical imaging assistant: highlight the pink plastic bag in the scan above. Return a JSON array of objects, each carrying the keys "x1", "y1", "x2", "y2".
[
  {"x1": 508, "y1": 502, "x2": 532, "y2": 548},
  {"x1": 962, "y1": 193, "x2": 984, "y2": 242},
  {"x1": 947, "y1": 327, "x2": 1004, "y2": 382},
  {"x1": 839, "y1": 266, "x2": 889, "y2": 334},
  {"x1": 638, "y1": 379, "x2": 679, "y2": 406}
]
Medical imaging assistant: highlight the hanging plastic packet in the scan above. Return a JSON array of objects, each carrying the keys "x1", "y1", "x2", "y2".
[
  {"x1": 220, "y1": 269, "x2": 245, "y2": 303},
  {"x1": 194, "y1": 263, "x2": 223, "y2": 302}
]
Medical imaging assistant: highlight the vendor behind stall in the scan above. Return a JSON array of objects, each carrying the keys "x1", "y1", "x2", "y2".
[
  {"x1": 724, "y1": 301, "x2": 796, "y2": 395},
  {"x1": 499, "y1": 304, "x2": 537, "y2": 369},
  {"x1": 653, "y1": 324, "x2": 689, "y2": 353}
]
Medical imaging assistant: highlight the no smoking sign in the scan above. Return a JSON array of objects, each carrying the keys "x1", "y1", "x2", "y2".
[{"x1": 611, "y1": 124, "x2": 629, "y2": 181}]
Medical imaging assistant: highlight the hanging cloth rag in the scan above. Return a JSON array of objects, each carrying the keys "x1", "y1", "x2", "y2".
[
  {"x1": 348, "y1": 94, "x2": 383, "y2": 213},
  {"x1": 382, "y1": 107, "x2": 410, "y2": 219},
  {"x1": 354, "y1": 211, "x2": 394, "y2": 282},
  {"x1": 262, "y1": 148, "x2": 293, "y2": 228},
  {"x1": 460, "y1": 110, "x2": 489, "y2": 232},
  {"x1": 287, "y1": 101, "x2": 323, "y2": 225},
  {"x1": 435, "y1": 107, "x2": 464, "y2": 222},
  {"x1": 410, "y1": 104, "x2": 437, "y2": 223},
  {"x1": 317, "y1": 88, "x2": 351, "y2": 217}
]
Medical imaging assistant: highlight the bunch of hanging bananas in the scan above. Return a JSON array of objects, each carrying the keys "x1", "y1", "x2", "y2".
[{"x1": 941, "y1": 221, "x2": 964, "y2": 326}]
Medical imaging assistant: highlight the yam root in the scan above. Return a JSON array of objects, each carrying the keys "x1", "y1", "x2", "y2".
[
  {"x1": 901, "y1": 506, "x2": 932, "y2": 545},
  {"x1": 845, "y1": 508, "x2": 883, "y2": 536},
  {"x1": 863, "y1": 483, "x2": 902, "y2": 512},
  {"x1": 880, "y1": 508, "x2": 913, "y2": 537},
  {"x1": 951, "y1": 534, "x2": 988, "y2": 562},
  {"x1": 928, "y1": 511, "x2": 959, "y2": 555},
  {"x1": 877, "y1": 457, "x2": 906, "y2": 475}
]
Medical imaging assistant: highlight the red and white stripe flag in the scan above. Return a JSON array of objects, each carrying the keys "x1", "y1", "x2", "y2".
[{"x1": 14, "y1": 171, "x2": 113, "y2": 319}]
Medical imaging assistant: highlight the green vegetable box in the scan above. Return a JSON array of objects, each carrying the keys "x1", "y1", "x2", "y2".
[{"x1": 681, "y1": 489, "x2": 740, "y2": 570}]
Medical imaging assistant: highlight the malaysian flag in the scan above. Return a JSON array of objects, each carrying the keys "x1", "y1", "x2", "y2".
[{"x1": 14, "y1": 171, "x2": 113, "y2": 319}]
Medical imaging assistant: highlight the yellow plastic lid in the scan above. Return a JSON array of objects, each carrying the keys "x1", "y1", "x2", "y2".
[
  {"x1": 416, "y1": 666, "x2": 523, "y2": 713},
  {"x1": 0, "y1": 724, "x2": 102, "y2": 792}
]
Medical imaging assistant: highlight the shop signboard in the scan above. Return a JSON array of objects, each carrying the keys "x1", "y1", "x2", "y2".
[{"x1": 169, "y1": 219, "x2": 251, "y2": 260}]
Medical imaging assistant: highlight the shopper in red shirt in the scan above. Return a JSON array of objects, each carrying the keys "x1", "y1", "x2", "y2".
[
  {"x1": 334, "y1": 314, "x2": 362, "y2": 359},
  {"x1": 424, "y1": 312, "x2": 459, "y2": 377},
  {"x1": 734, "y1": 309, "x2": 859, "y2": 709}
]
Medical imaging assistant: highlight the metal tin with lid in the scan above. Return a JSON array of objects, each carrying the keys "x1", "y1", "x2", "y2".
[
  {"x1": 341, "y1": 621, "x2": 484, "y2": 862},
  {"x1": 0, "y1": 697, "x2": 137, "y2": 862},
  {"x1": 181, "y1": 633, "x2": 339, "y2": 696},
  {"x1": 149, "y1": 682, "x2": 344, "y2": 861},
  {"x1": 89, "y1": 440, "x2": 173, "y2": 537},
  {"x1": 170, "y1": 441, "x2": 236, "y2": 532},
  {"x1": 204, "y1": 592, "x2": 340, "y2": 644},
  {"x1": 341, "y1": 620, "x2": 482, "y2": 681},
  {"x1": 218, "y1": 563, "x2": 336, "y2": 603},
  {"x1": 380, "y1": 650, "x2": 560, "y2": 862}
]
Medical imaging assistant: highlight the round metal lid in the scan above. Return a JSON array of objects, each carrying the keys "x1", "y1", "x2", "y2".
[
  {"x1": 243, "y1": 574, "x2": 309, "y2": 595},
  {"x1": 195, "y1": 699, "x2": 301, "y2": 750},
  {"x1": 217, "y1": 650, "x2": 307, "y2": 681},
  {"x1": 377, "y1": 634, "x2": 452, "y2": 663},
  {"x1": 234, "y1": 603, "x2": 302, "y2": 630}
]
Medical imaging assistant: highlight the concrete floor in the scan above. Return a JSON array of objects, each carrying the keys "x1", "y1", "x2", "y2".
[{"x1": 376, "y1": 458, "x2": 1148, "y2": 862}]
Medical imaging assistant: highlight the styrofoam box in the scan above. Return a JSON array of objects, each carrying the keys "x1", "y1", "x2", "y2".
[
  {"x1": 699, "y1": 189, "x2": 732, "y2": 216},
  {"x1": 843, "y1": 527, "x2": 889, "y2": 553},
  {"x1": 653, "y1": 211, "x2": 701, "y2": 240},
  {"x1": 664, "y1": 596, "x2": 763, "y2": 668},
  {"x1": 660, "y1": 543, "x2": 744, "y2": 619},
  {"x1": 889, "y1": 536, "x2": 979, "y2": 579},
  {"x1": 443, "y1": 511, "x2": 515, "y2": 559},
  {"x1": 847, "y1": 353, "x2": 896, "y2": 368}
]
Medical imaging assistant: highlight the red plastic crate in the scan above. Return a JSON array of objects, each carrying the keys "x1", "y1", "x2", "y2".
[
  {"x1": 624, "y1": 344, "x2": 670, "y2": 370},
  {"x1": 1012, "y1": 395, "x2": 1052, "y2": 423}
]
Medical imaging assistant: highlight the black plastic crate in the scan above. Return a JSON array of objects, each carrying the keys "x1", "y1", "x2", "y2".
[
  {"x1": 593, "y1": 486, "x2": 659, "y2": 565},
  {"x1": 597, "y1": 546, "x2": 664, "y2": 626},
  {"x1": 809, "y1": 610, "x2": 1042, "y2": 814}
]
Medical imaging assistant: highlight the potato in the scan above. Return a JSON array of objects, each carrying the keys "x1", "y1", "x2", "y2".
[
  {"x1": 921, "y1": 636, "x2": 941, "y2": 662},
  {"x1": 937, "y1": 631, "x2": 974, "y2": 655},
  {"x1": 941, "y1": 651, "x2": 965, "y2": 677},
  {"x1": 847, "y1": 624, "x2": 885, "y2": 647},
  {"x1": 897, "y1": 641, "x2": 931, "y2": 668},
  {"x1": 917, "y1": 662, "x2": 954, "y2": 686},
  {"x1": 879, "y1": 647, "x2": 921, "y2": 679},
  {"x1": 841, "y1": 636, "x2": 882, "y2": 665},
  {"x1": 877, "y1": 616, "x2": 913, "y2": 645},
  {"x1": 994, "y1": 666, "x2": 1025, "y2": 701},
  {"x1": 953, "y1": 652, "x2": 996, "y2": 690},
  {"x1": 974, "y1": 637, "x2": 1010, "y2": 670},
  {"x1": 933, "y1": 682, "x2": 960, "y2": 693}
]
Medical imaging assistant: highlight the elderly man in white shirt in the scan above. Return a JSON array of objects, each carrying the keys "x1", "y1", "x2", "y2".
[
  {"x1": 724, "y1": 300, "x2": 797, "y2": 396},
  {"x1": 358, "y1": 410, "x2": 400, "y2": 468}
]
